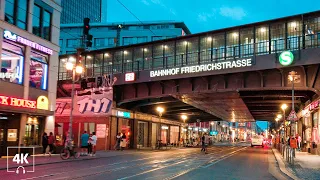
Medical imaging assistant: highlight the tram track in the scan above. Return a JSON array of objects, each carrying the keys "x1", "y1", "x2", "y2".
[{"x1": 44, "y1": 146, "x2": 239, "y2": 180}]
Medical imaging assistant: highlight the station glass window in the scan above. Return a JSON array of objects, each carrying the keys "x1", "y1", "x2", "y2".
[
  {"x1": 287, "y1": 20, "x2": 302, "y2": 50},
  {"x1": 200, "y1": 36, "x2": 212, "y2": 64},
  {"x1": 255, "y1": 26, "x2": 269, "y2": 55},
  {"x1": 186, "y1": 37, "x2": 199, "y2": 65},
  {"x1": 226, "y1": 31, "x2": 239, "y2": 59},
  {"x1": 304, "y1": 16, "x2": 320, "y2": 48},
  {"x1": 212, "y1": 33, "x2": 225, "y2": 61},
  {"x1": 270, "y1": 23, "x2": 285, "y2": 53},
  {"x1": 240, "y1": 28, "x2": 254, "y2": 57}
]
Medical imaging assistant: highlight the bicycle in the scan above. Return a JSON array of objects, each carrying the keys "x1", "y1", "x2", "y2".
[{"x1": 60, "y1": 145, "x2": 80, "y2": 160}]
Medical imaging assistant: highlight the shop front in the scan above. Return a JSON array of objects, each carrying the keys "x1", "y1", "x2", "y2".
[
  {"x1": 0, "y1": 95, "x2": 52, "y2": 157},
  {"x1": 134, "y1": 113, "x2": 182, "y2": 149},
  {"x1": 300, "y1": 99, "x2": 320, "y2": 155},
  {"x1": 55, "y1": 91, "x2": 113, "y2": 151},
  {"x1": 0, "y1": 29, "x2": 57, "y2": 157}
]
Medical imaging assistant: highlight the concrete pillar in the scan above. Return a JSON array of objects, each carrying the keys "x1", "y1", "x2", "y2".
[
  {"x1": 110, "y1": 117, "x2": 117, "y2": 149},
  {"x1": 27, "y1": 0, "x2": 35, "y2": 33},
  {"x1": 133, "y1": 119, "x2": 138, "y2": 149},
  {"x1": 148, "y1": 122, "x2": 152, "y2": 147},
  {"x1": 18, "y1": 114, "x2": 27, "y2": 149}
]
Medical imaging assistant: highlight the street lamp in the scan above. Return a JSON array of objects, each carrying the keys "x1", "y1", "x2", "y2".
[
  {"x1": 66, "y1": 62, "x2": 83, "y2": 148},
  {"x1": 281, "y1": 103, "x2": 288, "y2": 139},
  {"x1": 288, "y1": 71, "x2": 300, "y2": 136},
  {"x1": 181, "y1": 114, "x2": 188, "y2": 123}
]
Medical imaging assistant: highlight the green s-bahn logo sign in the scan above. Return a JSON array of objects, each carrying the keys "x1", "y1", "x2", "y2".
[{"x1": 279, "y1": 51, "x2": 294, "y2": 66}]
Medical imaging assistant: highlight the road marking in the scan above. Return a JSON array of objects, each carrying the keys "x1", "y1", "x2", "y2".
[
  {"x1": 162, "y1": 147, "x2": 248, "y2": 180},
  {"x1": 117, "y1": 159, "x2": 189, "y2": 180}
]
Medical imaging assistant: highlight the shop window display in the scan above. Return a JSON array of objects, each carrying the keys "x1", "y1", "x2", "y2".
[
  {"x1": 24, "y1": 117, "x2": 43, "y2": 146},
  {"x1": 29, "y1": 51, "x2": 48, "y2": 90},
  {"x1": 1, "y1": 41, "x2": 24, "y2": 84}
]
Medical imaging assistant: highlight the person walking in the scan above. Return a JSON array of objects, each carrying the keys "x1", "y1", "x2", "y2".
[
  {"x1": 297, "y1": 134, "x2": 302, "y2": 151},
  {"x1": 120, "y1": 132, "x2": 127, "y2": 151},
  {"x1": 81, "y1": 131, "x2": 89, "y2": 156},
  {"x1": 201, "y1": 134, "x2": 206, "y2": 153},
  {"x1": 88, "y1": 134, "x2": 93, "y2": 156},
  {"x1": 91, "y1": 132, "x2": 97, "y2": 156},
  {"x1": 114, "y1": 133, "x2": 121, "y2": 150},
  {"x1": 48, "y1": 132, "x2": 55, "y2": 156},
  {"x1": 42, "y1": 132, "x2": 48, "y2": 155}
]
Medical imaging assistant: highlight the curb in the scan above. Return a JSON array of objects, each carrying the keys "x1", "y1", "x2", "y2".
[
  {"x1": 271, "y1": 148, "x2": 300, "y2": 180},
  {"x1": 0, "y1": 152, "x2": 134, "y2": 170}
]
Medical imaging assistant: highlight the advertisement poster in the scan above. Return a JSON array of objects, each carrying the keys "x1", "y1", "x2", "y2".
[{"x1": 96, "y1": 124, "x2": 107, "y2": 138}]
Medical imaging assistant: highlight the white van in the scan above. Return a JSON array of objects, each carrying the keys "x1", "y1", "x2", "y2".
[{"x1": 251, "y1": 135, "x2": 264, "y2": 147}]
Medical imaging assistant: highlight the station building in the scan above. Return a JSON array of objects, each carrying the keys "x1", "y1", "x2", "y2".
[{"x1": 58, "y1": 11, "x2": 320, "y2": 154}]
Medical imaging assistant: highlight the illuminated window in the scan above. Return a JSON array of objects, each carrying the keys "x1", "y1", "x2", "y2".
[
  {"x1": 1, "y1": 41, "x2": 24, "y2": 85},
  {"x1": 29, "y1": 51, "x2": 48, "y2": 90}
]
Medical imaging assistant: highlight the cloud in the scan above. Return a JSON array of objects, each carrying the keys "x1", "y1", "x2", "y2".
[
  {"x1": 141, "y1": 0, "x2": 150, "y2": 5},
  {"x1": 219, "y1": 6, "x2": 246, "y2": 20},
  {"x1": 141, "y1": 0, "x2": 177, "y2": 16},
  {"x1": 197, "y1": 9, "x2": 216, "y2": 22}
]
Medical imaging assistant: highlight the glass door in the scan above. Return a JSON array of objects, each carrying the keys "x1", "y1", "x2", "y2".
[{"x1": 0, "y1": 120, "x2": 7, "y2": 158}]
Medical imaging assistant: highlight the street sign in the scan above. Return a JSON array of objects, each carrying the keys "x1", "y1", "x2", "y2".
[
  {"x1": 279, "y1": 51, "x2": 294, "y2": 66},
  {"x1": 287, "y1": 110, "x2": 298, "y2": 121}
]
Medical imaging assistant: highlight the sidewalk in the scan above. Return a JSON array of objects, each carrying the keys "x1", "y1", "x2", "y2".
[
  {"x1": 0, "y1": 150, "x2": 135, "y2": 170},
  {"x1": 272, "y1": 148, "x2": 320, "y2": 180}
]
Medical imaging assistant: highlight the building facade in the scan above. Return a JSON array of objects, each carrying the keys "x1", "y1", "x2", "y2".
[
  {"x1": 61, "y1": 0, "x2": 107, "y2": 24},
  {"x1": 55, "y1": 98, "x2": 183, "y2": 150},
  {"x1": 0, "y1": 0, "x2": 61, "y2": 156},
  {"x1": 59, "y1": 21, "x2": 191, "y2": 55}
]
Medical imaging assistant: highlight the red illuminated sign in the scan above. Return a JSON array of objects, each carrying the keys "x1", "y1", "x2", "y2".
[
  {"x1": 125, "y1": 72, "x2": 135, "y2": 82},
  {"x1": 0, "y1": 95, "x2": 36, "y2": 109}
]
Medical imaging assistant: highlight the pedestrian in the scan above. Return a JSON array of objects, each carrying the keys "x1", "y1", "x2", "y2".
[
  {"x1": 42, "y1": 132, "x2": 48, "y2": 155},
  {"x1": 48, "y1": 132, "x2": 55, "y2": 156},
  {"x1": 120, "y1": 132, "x2": 127, "y2": 151},
  {"x1": 114, "y1": 132, "x2": 121, "y2": 150},
  {"x1": 91, "y1": 132, "x2": 97, "y2": 156},
  {"x1": 201, "y1": 134, "x2": 206, "y2": 153},
  {"x1": 88, "y1": 134, "x2": 93, "y2": 156},
  {"x1": 290, "y1": 136, "x2": 297, "y2": 157},
  {"x1": 81, "y1": 131, "x2": 89, "y2": 155},
  {"x1": 297, "y1": 134, "x2": 302, "y2": 151}
]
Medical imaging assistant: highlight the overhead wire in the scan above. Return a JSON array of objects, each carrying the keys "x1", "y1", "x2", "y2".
[{"x1": 116, "y1": 0, "x2": 157, "y2": 36}]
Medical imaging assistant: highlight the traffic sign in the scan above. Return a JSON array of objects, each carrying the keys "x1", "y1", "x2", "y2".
[
  {"x1": 287, "y1": 110, "x2": 298, "y2": 121},
  {"x1": 279, "y1": 51, "x2": 294, "y2": 66}
]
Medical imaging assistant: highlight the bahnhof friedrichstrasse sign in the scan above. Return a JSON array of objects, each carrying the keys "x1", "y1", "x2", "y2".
[{"x1": 150, "y1": 58, "x2": 252, "y2": 78}]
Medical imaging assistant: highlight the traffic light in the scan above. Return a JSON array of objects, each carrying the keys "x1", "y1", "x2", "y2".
[
  {"x1": 83, "y1": 18, "x2": 90, "y2": 35},
  {"x1": 83, "y1": 18, "x2": 92, "y2": 48},
  {"x1": 86, "y1": 34, "x2": 93, "y2": 47}
]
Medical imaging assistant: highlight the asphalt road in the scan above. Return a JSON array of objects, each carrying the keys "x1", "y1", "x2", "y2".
[{"x1": 0, "y1": 144, "x2": 286, "y2": 180}]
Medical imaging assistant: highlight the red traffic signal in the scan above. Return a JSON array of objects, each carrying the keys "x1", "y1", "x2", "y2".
[{"x1": 83, "y1": 18, "x2": 90, "y2": 35}]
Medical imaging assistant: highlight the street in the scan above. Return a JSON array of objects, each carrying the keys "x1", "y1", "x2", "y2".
[{"x1": 0, "y1": 144, "x2": 287, "y2": 180}]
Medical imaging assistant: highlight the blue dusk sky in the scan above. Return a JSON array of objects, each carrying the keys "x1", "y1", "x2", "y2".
[{"x1": 108, "y1": 0, "x2": 320, "y2": 33}]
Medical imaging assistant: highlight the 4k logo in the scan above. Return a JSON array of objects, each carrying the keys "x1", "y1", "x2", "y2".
[
  {"x1": 7, "y1": 147, "x2": 35, "y2": 174},
  {"x1": 13, "y1": 153, "x2": 29, "y2": 164}
]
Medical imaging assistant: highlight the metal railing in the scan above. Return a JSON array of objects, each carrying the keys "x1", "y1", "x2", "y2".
[{"x1": 279, "y1": 144, "x2": 295, "y2": 165}]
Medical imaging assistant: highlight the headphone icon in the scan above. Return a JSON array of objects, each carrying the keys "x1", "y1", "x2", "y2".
[{"x1": 16, "y1": 166, "x2": 26, "y2": 174}]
